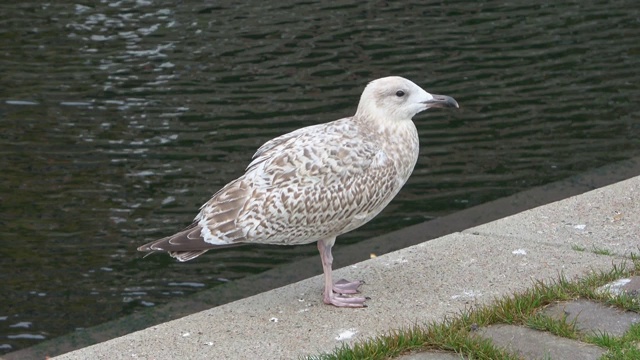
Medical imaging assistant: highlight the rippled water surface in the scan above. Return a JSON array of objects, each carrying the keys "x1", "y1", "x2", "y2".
[{"x1": 1, "y1": 0, "x2": 639, "y2": 353}]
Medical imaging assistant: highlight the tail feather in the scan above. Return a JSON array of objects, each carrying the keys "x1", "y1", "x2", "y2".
[
  {"x1": 137, "y1": 223, "x2": 242, "y2": 262},
  {"x1": 169, "y1": 250, "x2": 210, "y2": 262}
]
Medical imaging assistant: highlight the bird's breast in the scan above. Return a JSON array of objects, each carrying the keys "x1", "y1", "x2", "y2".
[{"x1": 377, "y1": 120, "x2": 420, "y2": 183}]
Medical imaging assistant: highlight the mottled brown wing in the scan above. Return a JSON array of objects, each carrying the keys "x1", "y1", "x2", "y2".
[
  {"x1": 138, "y1": 118, "x2": 400, "y2": 257},
  {"x1": 228, "y1": 118, "x2": 401, "y2": 245}
]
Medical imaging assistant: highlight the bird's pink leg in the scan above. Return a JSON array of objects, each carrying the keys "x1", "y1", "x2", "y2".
[{"x1": 317, "y1": 238, "x2": 366, "y2": 308}]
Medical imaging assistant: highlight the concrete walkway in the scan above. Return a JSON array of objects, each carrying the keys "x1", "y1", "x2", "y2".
[{"x1": 44, "y1": 173, "x2": 639, "y2": 359}]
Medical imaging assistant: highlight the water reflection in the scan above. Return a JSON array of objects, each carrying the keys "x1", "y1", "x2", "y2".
[{"x1": 1, "y1": 0, "x2": 639, "y2": 354}]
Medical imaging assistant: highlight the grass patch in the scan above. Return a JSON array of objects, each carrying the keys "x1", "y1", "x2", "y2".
[
  {"x1": 572, "y1": 244, "x2": 587, "y2": 252},
  {"x1": 309, "y1": 255, "x2": 639, "y2": 360},
  {"x1": 591, "y1": 246, "x2": 615, "y2": 256},
  {"x1": 571, "y1": 244, "x2": 616, "y2": 256},
  {"x1": 588, "y1": 324, "x2": 640, "y2": 359},
  {"x1": 526, "y1": 313, "x2": 579, "y2": 339}
]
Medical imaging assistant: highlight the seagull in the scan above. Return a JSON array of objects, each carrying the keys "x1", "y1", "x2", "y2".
[{"x1": 138, "y1": 76, "x2": 459, "y2": 307}]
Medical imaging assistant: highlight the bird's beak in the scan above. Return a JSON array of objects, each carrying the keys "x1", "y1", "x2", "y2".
[{"x1": 424, "y1": 94, "x2": 459, "y2": 109}]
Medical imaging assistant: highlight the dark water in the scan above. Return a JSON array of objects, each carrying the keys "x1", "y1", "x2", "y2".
[{"x1": 1, "y1": 0, "x2": 639, "y2": 353}]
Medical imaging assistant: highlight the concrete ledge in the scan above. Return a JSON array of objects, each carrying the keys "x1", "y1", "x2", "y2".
[{"x1": 46, "y1": 173, "x2": 640, "y2": 359}]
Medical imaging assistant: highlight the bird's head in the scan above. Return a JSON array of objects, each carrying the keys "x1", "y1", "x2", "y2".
[{"x1": 355, "y1": 76, "x2": 458, "y2": 122}]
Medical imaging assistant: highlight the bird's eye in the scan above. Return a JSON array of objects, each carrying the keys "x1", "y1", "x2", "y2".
[{"x1": 395, "y1": 90, "x2": 405, "y2": 97}]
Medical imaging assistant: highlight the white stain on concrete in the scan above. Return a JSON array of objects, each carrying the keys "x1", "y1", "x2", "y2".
[
  {"x1": 597, "y1": 278, "x2": 632, "y2": 296},
  {"x1": 451, "y1": 290, "x2": 482, "y2": 300},
  {"x1": 384, "y1": 257, "x2": 408, "y2": 266},
  {"x1": 512, "y1": 249, "x2": 527, "y2": 255},
  {"x1": 335, "y1": 329, "x2": 357, "y2": 341}
]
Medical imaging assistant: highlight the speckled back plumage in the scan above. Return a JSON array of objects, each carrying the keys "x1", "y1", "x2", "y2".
[
  {"x1": 200, "y1": 116, "x2": 418, "y2": 245},
  {"x1": 138, "y1": 77, "x2": 455, "y2": 262}
]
